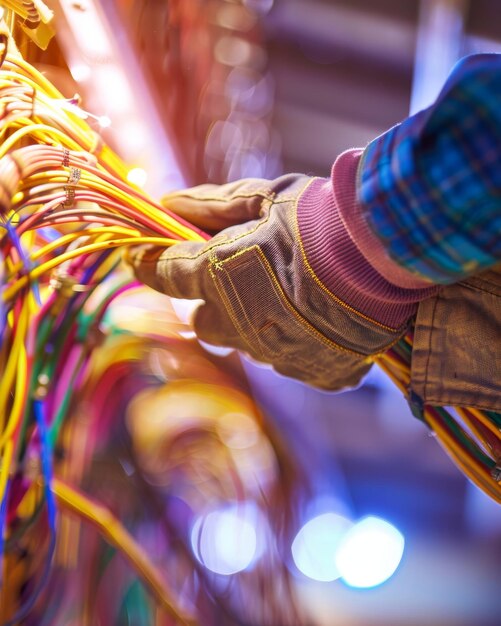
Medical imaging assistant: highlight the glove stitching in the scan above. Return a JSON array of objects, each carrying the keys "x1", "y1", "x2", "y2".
[
  {"x1": 137, "y1": 203, "x2": 277, "y2": 265},
  {"x1": 167, "y1": 190, "x2": 298, "y2": 204},
  {"x1": 214, "y1": 244, "x2": 372, "y2": 358},
  {"x1": 134, "y1": 194, "x2": 302, "y2": 267},
  {"x1": 293, "y1": 179, "x2": 404, "y2": 333},
  {"x1": 208, "y1": 251, "x2": 266, "y2": 358},
  {"x1": 167, "y1": 190, "x2": 275, "y2": 202},
  {"x1": 249, "y1": 246, "x2": 384, "y2": 356}
]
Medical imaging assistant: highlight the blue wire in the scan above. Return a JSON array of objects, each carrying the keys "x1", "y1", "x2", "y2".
[
  {"x1": 3, "y1": 401, "x2": 57, "y2": 626},
  {"x1": 1, "y1": 248, "x2": 116, "y2": 623},
  {"x1": 34, "y1": 400, "x2": 56, "y2": 534},
  {"x1": 37, "y1": 227, "x2": 61, "y2": 243},
  {"x1": 0, "y1": 478, "x2": 10, "y2": 589},
  {"x1": 4, "y1": 220, "x2": 41, "y2": 306}
]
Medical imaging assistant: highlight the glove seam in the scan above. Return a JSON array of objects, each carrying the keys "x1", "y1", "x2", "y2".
[
  {"x1": 142, "y1": 184, "x2": 410, "y2": 335},
  {"x1": 134, "y1": 191, "x2": 310, "y2": 267},
  {"x1": 167, "y1": 190, "x2": 276, "y2": 202},
  {"x1": 210, "y1": 244, "x2": 403, "y2": 358},
  {"x1": 136, "y1": 202, "x2": 278, "y2": 264},
  {"x1": 212, "y1": 244, "x2": 363, "y2": 356},
  {"x1": 167, "y1": 190, "x2": 298, "y2": 204},
  {"x1": 208, "y1": 249, "x2": 267, "y2": 359},
  {"x1": 294, "y1": 178, "x2": 405, "y2": 334}
]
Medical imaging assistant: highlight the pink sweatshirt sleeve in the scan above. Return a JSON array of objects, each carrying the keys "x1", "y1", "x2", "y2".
[{"x1": 296, "y1": 149, "x2": 438, "y2": 329}]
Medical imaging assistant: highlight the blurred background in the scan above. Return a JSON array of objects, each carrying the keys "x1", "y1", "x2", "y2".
[{"x1": 36, "y1": 1, "x2": 501, "y2": 625}]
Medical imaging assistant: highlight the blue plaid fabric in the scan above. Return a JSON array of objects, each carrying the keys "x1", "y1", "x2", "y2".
[{"x1": 358, "y1": 54, "x2": 501, "y2": 284}]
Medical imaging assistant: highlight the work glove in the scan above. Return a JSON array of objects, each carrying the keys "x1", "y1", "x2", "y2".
[{"x1": 125, "y1": 161, "x2": 432, "y2": 391}]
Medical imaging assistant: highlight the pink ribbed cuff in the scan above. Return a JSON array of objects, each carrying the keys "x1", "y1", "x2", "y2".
[
  {"x1": 297, "y1": 150, "x2": 438, "y2": 329},
  {"x1": 336, "y1": 149, "x2": 436, "y2": 289}
]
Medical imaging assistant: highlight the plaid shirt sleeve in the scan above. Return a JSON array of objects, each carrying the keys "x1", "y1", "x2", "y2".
[{"x1": 358, "y1": 53, "x2": 501, "y2": 284}]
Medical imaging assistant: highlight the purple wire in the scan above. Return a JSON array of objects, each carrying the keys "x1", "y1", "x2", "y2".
[
  {"x1": 4, "y1": 220, "x2": 41, "y2": 305},
  {"x1": 0, "y1": 478, "x2": 10, "y2": 589},
  {"x1": 0, "y1": 251, "x2": 5, "y2": 338}
]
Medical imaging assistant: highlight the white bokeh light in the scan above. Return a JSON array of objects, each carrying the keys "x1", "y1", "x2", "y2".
[
  {"x1": 98, "y1": 115, "x2": 112, "y2": 129},
  {"x1": 191, "y1": 504, "x2": 259, "y2": 575},
  {"x1": 291, "y1": 512, "x2": 353, "y2": 582},
  {"x1": 335, "y1": 516, "x2": 405, "y2": 588},
  {"x1": 69, "y1": 63, "x2": 91, "y2": 83},
  {"x1": 126, "y1": 167, "x2": 148, "y2": 188}
]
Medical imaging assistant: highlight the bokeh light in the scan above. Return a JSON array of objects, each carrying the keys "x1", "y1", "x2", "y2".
[
  {"x1": 291, "y1": 512, "x2": 353, "y2": 582},
  {"x1": 97, "y1": 115, "x2": 111, "y2": 128},
  {"x1": 335, "y1": 516, "x2": 405, "y2": 588},
  {"x1": 69, "y1": 63, "x2": 91, "y2": 83},
  {"x1": 126, "y1": 167, "x2": 148, "y2": 188},
  {"x1": 191, "y1": 504, "x2": 260, "y2": 575}
]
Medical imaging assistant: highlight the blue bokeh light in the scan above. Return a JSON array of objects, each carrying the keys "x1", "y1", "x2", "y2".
[
  {"x1": 191, "y1": 503, "x2": 259, "y2": 576},
  {"x1": 291, "y1": 512, "x2": 353, "y2": 582},
  {"x1": 335, "y1": 516, "x2": 405, "y2": 588}
]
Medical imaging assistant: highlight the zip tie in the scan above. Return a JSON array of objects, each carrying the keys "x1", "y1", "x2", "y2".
[
  {"x1": 63, "y1": 186, "x2": 75, "y2": 208},
  {"x1": 68, "y1": 167, "x2": 81, "y2": 186},
  {"x1": 49, "y1": 273, "x2": 90, "y2": 295},
  {"x1": 62, "y1": 167, "x2": 81, "y2": 207},
  {"x1": 62, "y1": 148, "x2": 70, "y2": 167}
]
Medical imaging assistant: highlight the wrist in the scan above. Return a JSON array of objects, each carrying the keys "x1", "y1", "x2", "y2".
[{"x1": 297, "y1": 150, "x2": 438, "y2": 329}]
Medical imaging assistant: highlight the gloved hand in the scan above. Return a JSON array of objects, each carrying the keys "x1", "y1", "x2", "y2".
[{"x1": 126, "y1": 172, "x2": 412, "y2": 390}]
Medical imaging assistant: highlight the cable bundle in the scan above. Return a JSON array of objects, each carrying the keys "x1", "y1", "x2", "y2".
[
  {"x1": 0, "y1": 52, "x2": 198, "y2": 624},
  {"x1": 0, "y1": 51, "x2": 306, "y2": 626},
  {"x1": 377, "y1": 334, "x2": 501, "y2": 503}
]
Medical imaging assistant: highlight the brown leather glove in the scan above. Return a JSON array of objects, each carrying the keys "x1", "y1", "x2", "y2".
[{"x1": 126, "y1": 174, "x2": 405, "y2": 390}]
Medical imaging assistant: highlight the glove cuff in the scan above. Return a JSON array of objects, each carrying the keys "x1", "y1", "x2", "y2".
[{"x1": 297, "y1": 150, "x2": 438, "y2": 329}]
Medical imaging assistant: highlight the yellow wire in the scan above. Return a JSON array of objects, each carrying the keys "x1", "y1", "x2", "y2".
[
  {"x1": 0, "y1": 123, "x2": 81, "y2": 157},
  {"x1": 467, "y1": 407, "x2": 501, "y2": 439},
  {"x1": 0, "y1": 440, "x2": 14, "y2": 507},
  {"x1": 376, "y1": 357, "x2": 408, "y2": 395},
  {"x1": 455, "y1": 408, "x2": 495, "y2": 458},
  {"x1": 3, "y1": 236, "x2": 177, "y2": 301},
  {"x1": 5, "y1": 56, "x2": 63, "y2": 99},
  {"x1": 0, "y1": 296, "x2": 28, "y2": 434},
  {"x1": 0, "y1": 69, "x2": 66, "y2": 108},
  {"x1": 426, "y1": 411, "x2": 501, "y2": 503},
  {"x1": 1, "y1": 328, "x2": 28, "y2": 447},
  {"x1": 76, "y1": 174, "x2": 203, "y2": 240},
  {"x1": 5, "y1": 226, "x2": 142, "y2": 277},
  {"x1": 53, "y1": 479, "x2": 196, "y2": 626}
]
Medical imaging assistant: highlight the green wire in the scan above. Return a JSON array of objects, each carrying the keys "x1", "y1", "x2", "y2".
[
  {"x1": 431, "y1": 406, "x2": 495, "y2": 467},
  {"x1": 486, "y1": 410, "x2": 501, "y2": 429},
  {"x1": 118, "y1": 579, "x2": 153, "y2": 626},
  {"x1": 48, "y1": 276, "x2": 132, "y2": 445}
]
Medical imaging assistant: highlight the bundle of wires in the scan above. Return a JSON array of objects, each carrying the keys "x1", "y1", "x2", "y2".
[
  {"x1": 0, "y1": 50, "x2": 306, "y2": 626},
  {"x1": 47, "y1": 312, "x2": 304, "y2": 626},
  {"x1": 0, "y1": 51, "x2": 209, "y2": 625},
  {"x1": 377, "y1": 335, "x2": 501, "y2": 503}
]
